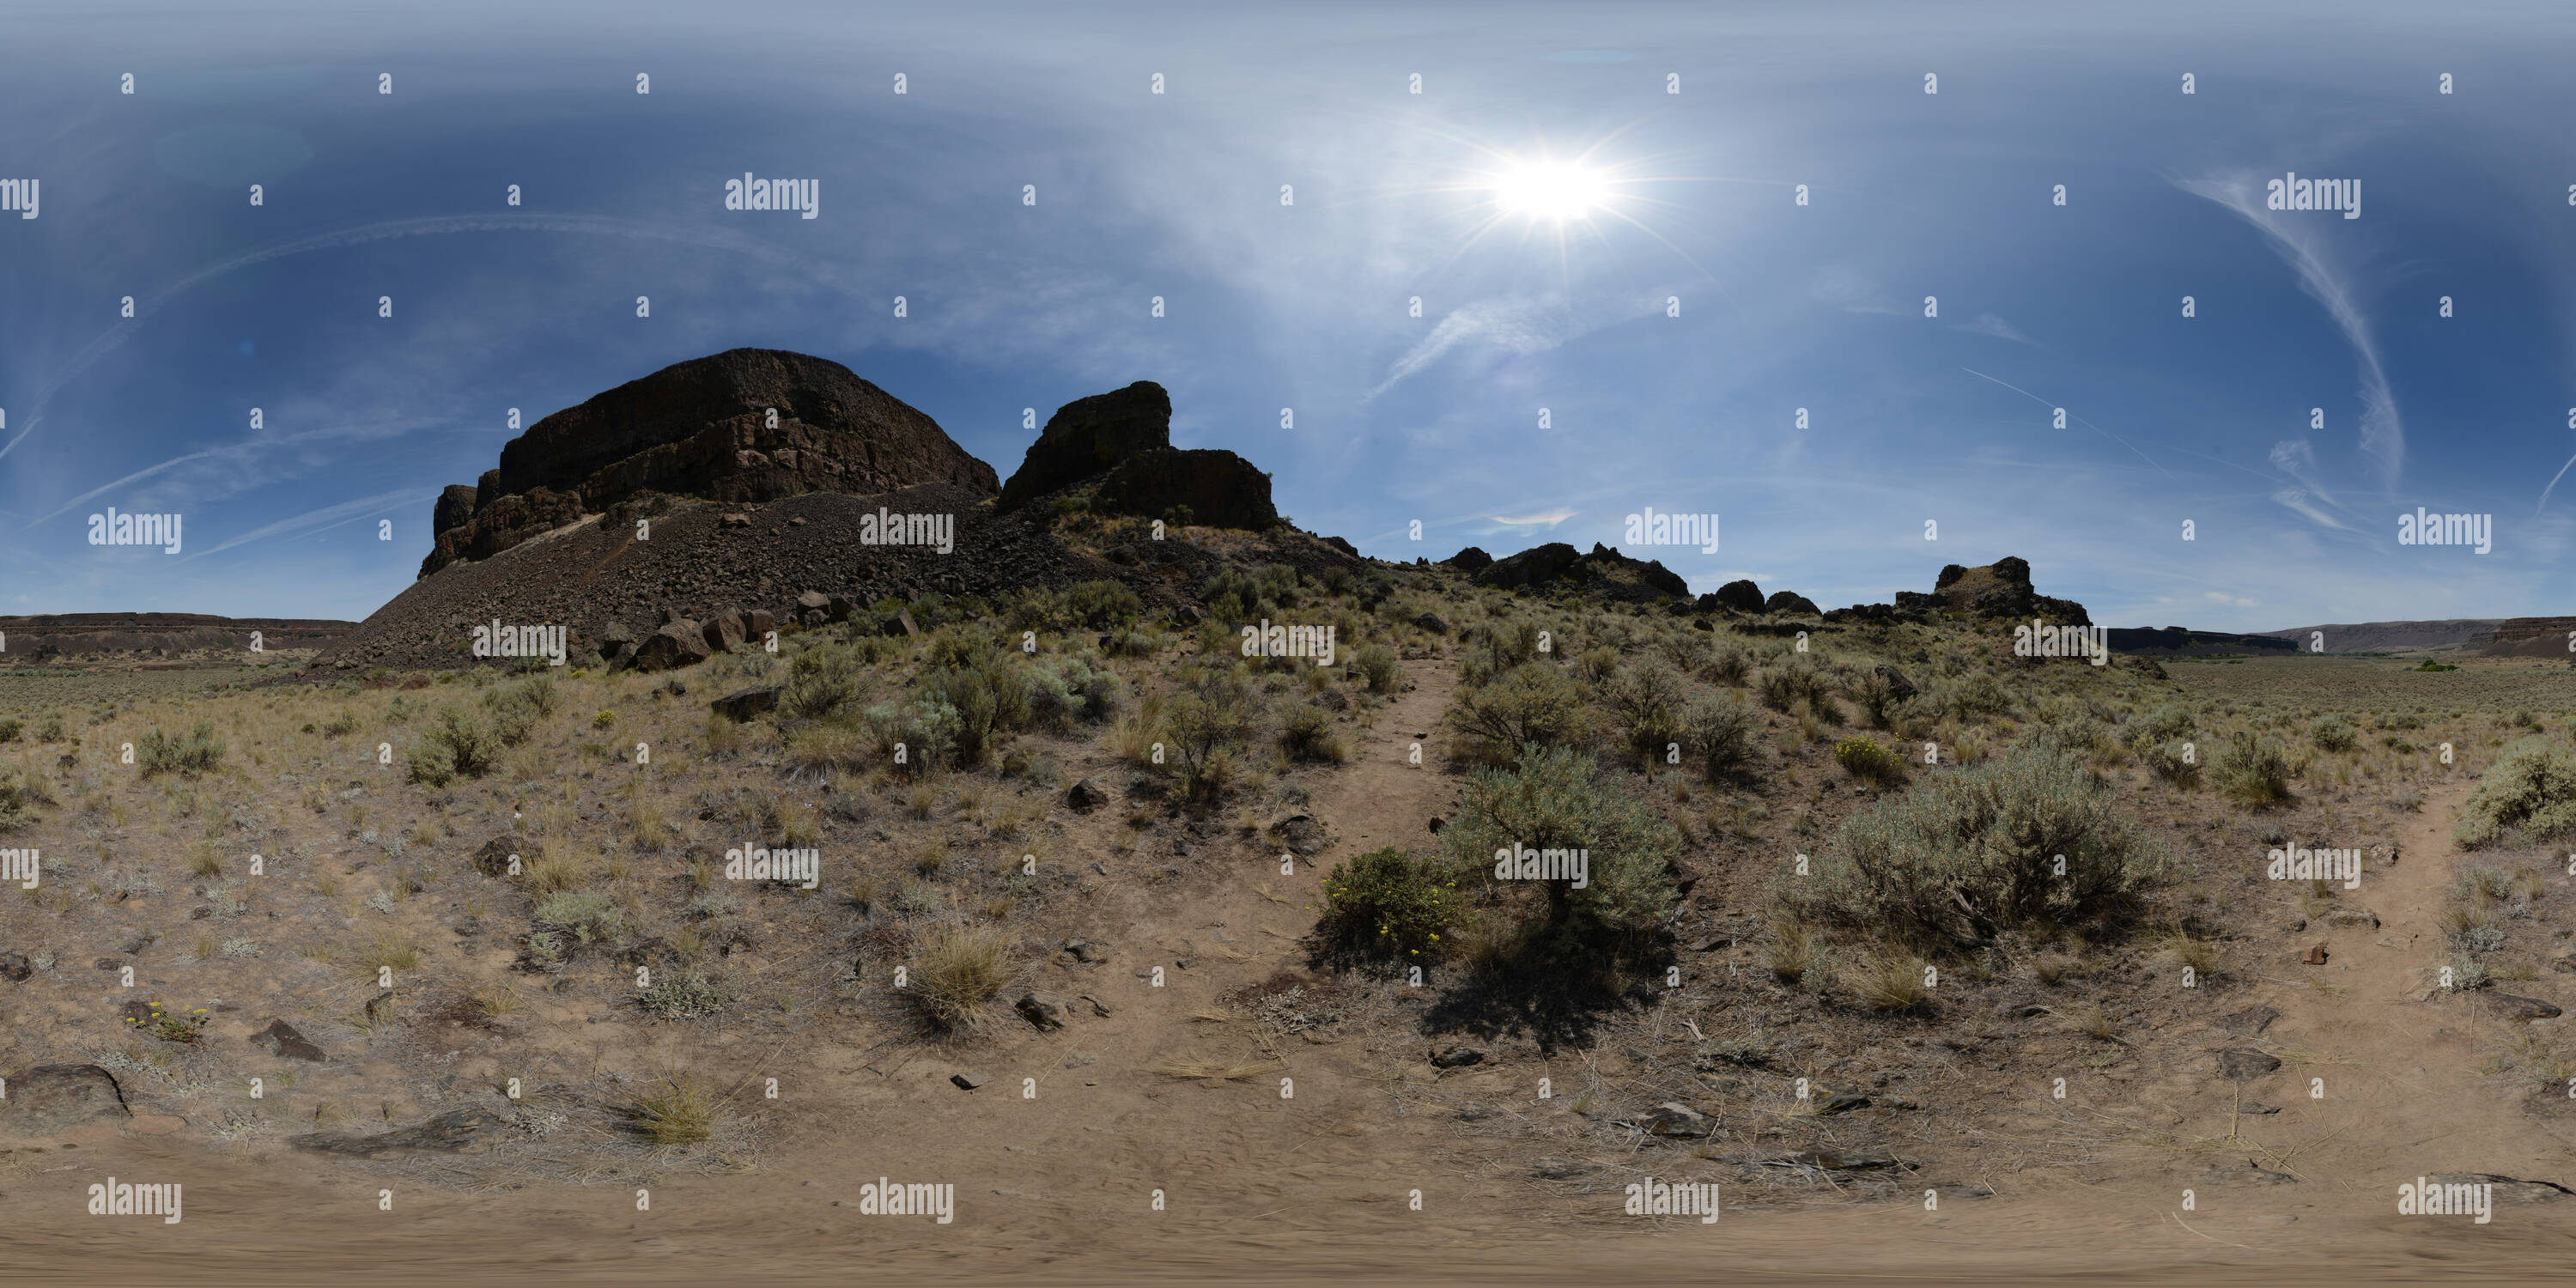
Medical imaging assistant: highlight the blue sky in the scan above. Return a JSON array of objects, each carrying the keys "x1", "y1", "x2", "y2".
[{"x1": 6, "y1": 0, "x2": 2576, "y2": 629}]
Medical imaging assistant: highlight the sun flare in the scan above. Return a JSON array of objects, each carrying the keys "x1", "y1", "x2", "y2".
[{"x1": 1491, "y1": 157, "x2": 1611, "y2": 222}]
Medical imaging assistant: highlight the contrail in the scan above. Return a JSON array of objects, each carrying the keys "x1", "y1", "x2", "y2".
[{"x1": 1960, "y1": 368, "x2": 2173, "y2": 480}]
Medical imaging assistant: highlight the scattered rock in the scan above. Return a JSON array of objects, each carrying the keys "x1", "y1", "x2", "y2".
[
  {"x1": 1015, "y1": 992, "x2": 1071, "y2": 1032},
  {"x1": 709, "y1": 684, "x2": 781, "y2": 721},
  {"x1": 1273, "y1": 814, "x2": 1328, "y2": 857},
  {"x1": 0, "y1": 952, "x2": 28, "y2": 982},
  {"x1": 2215, "y1": 1005, "x2": 2280, "y2": 1036},
  {"x1": 0, "y1": 1064, "x2": 131, "y2": 1134},
  {"x1": 1078, "y1": 994, "x2": 1113, "y2": 1018},
  {"x1": 365, "y1": 991, "x2": 398, "y2": 1026},
  {"x1": 1060, "y1": 1052, "x2": 1099, "y2": 1070},
  {"x1": 720, "y1": 512, "x2": 751, "y2": 529},
  {"x1": 1765, "y1": 1149, "x2": 1905, "y2": 1171},
  {"x1": 1873, "y1": 664, "x2": 1917, "y2": 701},
  {"x1": 1062, "y1": 939, "x2": 1107, "y2": 964},
  {"x1": 2301, "y1": 943, "x2": 2329, "y2": 966},
  {"x1": 1413, "y1": 612, "x2": 1448, "y2": 635},
  {"x1": 2217, "y1": 1048, "x2": 2282, "y2": 1081},
  {"x1": 1456, "y1": 1101, "x2": 1494, "y2": 1122},
  {"x1": 1816, "y1": 1092, "x2": 1872, "y2": 1115},
  {"x1": 1531, "y1": 1157, "x2": 1594, "y2": 1180},
  {"x1": 471, "y1": 835, "x2": 520, "y2": 878},
  {"x1": 2323, "y1": 908, "x2": 2381, "y2": 929},
  {"x1": 1066, "y1": 778, "x2": 1106, "y2": 811},
  {"x1": 1430, "y1": 1045, "x2": 1485, "y2": 1069},
  {"x1": 951, "y1": 1072, "x2": 987, "y2": 1091},
  {"x1": 248, "y1": 1018, "x2": 327, "y2": 1062},
  {"x1": 2239, "y1": 1102, "x2": 2281, "y2": 1115},
  {"x1": 290, "y1": 1108, "x2": 513, "y2": 1159},
  {"x1": 1633, "y1": 1103, "x2": 1715, "y2": 1138},
  {"x1": 2549, "y1": 951, "x2": 2576, "y2": 975}
]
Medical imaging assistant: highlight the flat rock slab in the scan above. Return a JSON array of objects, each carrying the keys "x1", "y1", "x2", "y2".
[
  {"x1": 249, "y1": 1018, "x2": 328, "y2": 1062},
  {"x1": 2218, "y1": 1048, "x2": 2282, "y2": 1081},
  {"x1": 2480, "y1": 993, "x2": 2563, "y2": 1022},
  {"x1": 1764, "y1": 1149, "x2": 1909, "y2": 1172},
  {"x1": 0, "y1": 1064, "x2": 131, "y2": 1134},
  {"x1": 290, "y1": 1108, "x2": 512, "y2": 1159},
  {"x1": 2215, "y1": 1005, "x2": 2280, "y2": 1036}
]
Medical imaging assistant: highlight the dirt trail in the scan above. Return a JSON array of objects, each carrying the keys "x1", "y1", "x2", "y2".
[{"x1": 2203, "y1": 779, "x2": 2576, "y2": 1193}]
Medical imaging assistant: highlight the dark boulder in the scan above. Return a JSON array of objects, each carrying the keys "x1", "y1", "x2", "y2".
[
  {"x1": 432, "y1": 483, "x2": 479, "y2": 538},
  {"x1": 1713, "y1": 580, "x2": 1765, "y2": 613},
  {"x1": 1765, "y1": 590, "x2": 1820, "y2": 616},
  {"x1": 1443, "y1": 547, "x2": 1493, "y2": 573},
  {"x1": 710, "y1": 685, "x2": 781, "y2": 721},
  {"x1": 632, "y1": 621, "x2": 713, "y2": 672}
]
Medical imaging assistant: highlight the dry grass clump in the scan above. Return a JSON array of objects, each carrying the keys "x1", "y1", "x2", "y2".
[
  {"x1": 1846, "y1": 947, "x2": 1931, "y2": 1012},
  {"x1": 137, "y1": 721, "x2": 225, "y2": 778},
  {"x1": 910, "y1": 921, "x2": 1016, "y2": 1031},
  {"x1": 629, "y1": 1071, "x2": 719, "y2": 1145}
]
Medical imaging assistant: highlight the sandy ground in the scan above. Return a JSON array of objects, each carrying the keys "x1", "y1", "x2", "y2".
[{"x1": 6, "y1": 665, "x2": 2575, "y2": 1285}]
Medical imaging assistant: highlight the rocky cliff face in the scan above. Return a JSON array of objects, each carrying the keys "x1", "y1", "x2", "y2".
[
  {"x1": 996, "y1": 381, "x2": 1279, "y2": 529},
  {"x1": 422, "y1": 349, "x2": 997, "y2": 577},
  {"x1": 2479, "y1": 617, "x2": 2576, "y2": 658}
]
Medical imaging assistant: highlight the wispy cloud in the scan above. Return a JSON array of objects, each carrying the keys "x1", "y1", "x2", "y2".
[
  {"x1": 2178, "y1": 171, "x2": 2403, "y2": 488},
  {"x1": 1956, "y1": 313, "x2": 2037, "y2": 345},
  {"x1": 1489, "y1": 508, "x2": 1577, "y2": 529}
]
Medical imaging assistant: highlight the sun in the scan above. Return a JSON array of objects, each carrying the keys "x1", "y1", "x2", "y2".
[{"x1": 1491, "y1": 157, "x2": 1611, "y2": 223}]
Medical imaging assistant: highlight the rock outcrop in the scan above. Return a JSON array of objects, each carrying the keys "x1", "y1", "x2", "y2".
[
  {"x1": 996, "y1": 381, "x2": 1279, "y2": 530},
  {"x1": 1827, "y1": 556, "x2": 2088, "y2": 625},
  {"x1": 422, "y1": 349, "x2": 997, "y2": 577}
]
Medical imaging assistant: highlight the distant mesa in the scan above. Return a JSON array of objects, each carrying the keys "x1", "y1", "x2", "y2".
[
  {"x1": 421, "y1": 349, "x2": 997, "y2": 578},
  {"x1": 994, "y1": 380, "x2": 1280, "y2": 530},
  {"x1": 2475, "y1": 617, "x2": 2576, "y2": 658},
  {"x1": 0, "y1": 613, "x2": 353, "y2": 659},
  {"x1": 2105, "y1": 626, "x2": 2297, "y2": 659}
]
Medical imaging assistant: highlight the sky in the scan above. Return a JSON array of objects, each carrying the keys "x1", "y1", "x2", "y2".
[{"x1": 6, "y1": 0, "x2": 2576, "y2": 629}]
